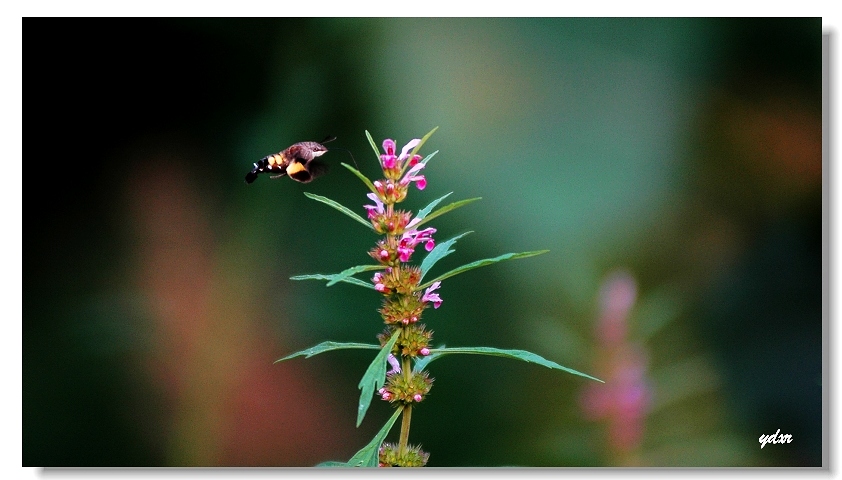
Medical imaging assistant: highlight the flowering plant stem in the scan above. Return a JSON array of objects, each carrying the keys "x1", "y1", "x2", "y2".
[
  {"x1": 399, "y1": 404, "x2": 412, "y2": 455},
  {"x1": 273, "y1": 127, "x2": 603, "y2": 467}
]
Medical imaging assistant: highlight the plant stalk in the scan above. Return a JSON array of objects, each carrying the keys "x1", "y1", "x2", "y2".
[
  {"x1": 398, "y1": 351, "x2": 414, "y2": 456},
  {"x1": 398, "y1": 404, "x2": 412, "y2": 456}
]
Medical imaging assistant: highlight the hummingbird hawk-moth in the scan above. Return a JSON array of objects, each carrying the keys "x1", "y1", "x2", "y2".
[{"x1": 245, "y1": 137, "x2": 335, "y2": 184}]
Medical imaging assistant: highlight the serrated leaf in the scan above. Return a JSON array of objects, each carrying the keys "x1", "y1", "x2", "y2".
[
  {"x1": 412, "y1": 197, "x2": 481, "y2": 230},
  {"x1": 347, "y1": 408, "x2": 403, "y2": 467},
  {"x1": 303, "y1": 192, "x2": 372, "y2": 229},
  {"x1": 357, "y1": 333, "x2": 401, "y2": 427},
  {"x1": 327, "y1": 264, "x2": 385, "y2": 287},
  {"x1": 415, "y1": 192, "x2": 452, "y2": 223},
  {"x1": 419, "y1": 232, "x2": 473, "y2": 281},
  {"x1": 424, "y1": 346, "x2": 603, "y2": 382},
  {"x1": 275, "y1": 341, "x2": 380, "y2": 363},
  {"x1": 290, "y1": 273, "x2": 374, "y2": 289},
  {"x1": 341, "y1": 162, "x2": 379, "y2": 195},
  {"x1": 418, "y1": 250, "x2": 549, "y2": 290}
]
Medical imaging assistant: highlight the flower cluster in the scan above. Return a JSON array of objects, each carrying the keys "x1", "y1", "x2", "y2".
[
  {"x1": 378, "y1": 369, "x2": 433, "y2": 404},
  {"x1": 368, "y1": 137, "x2": 442, "y2": 328},
  {"x1": 379, "y1": 443, "x2": 430, "y2": 468},
  {"x1": 365, "y1": 137, "x2": 441, "y2": 466}
]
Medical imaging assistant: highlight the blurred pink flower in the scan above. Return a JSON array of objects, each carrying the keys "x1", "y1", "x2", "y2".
[{"x1": 580, "y1": 270, "x2": 652, "y2": 460}]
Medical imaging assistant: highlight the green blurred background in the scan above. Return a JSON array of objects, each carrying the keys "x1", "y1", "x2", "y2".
[{"x1": 24, "y1": 18, "x2": 822, "y2": 467}]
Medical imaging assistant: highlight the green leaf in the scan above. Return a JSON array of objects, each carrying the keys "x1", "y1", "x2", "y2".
[
  {"x1": 415, "y1": 192, "x2": 452, "y2": 223},
  {"x1": 412, "y1": 347, "x2": 444, "y2": 372},
  {"x1": 419, "y1": 150, "x2": 438, "y2": 166},
  {"x1": 346, "y1": 408, "x2": 403, "y2": 467},
  {"x1": 357, "y1": 333, "x2": 401, "y2": 427},
  {"x1": 290, "y1": 273, "x2": 375, "y2": 289},
  {"x1": 341, "y1": 162, "x2": 379, "y2": 195},
  {"x1": 419, "y1": 232, "x2": 473, "y2": 281},
  {"x1": 303, "y1": 192, "x2": 372, "y2": 229},
  {"x1": 315, "y1": 461, "x2": 350, "y2": 467},
  {"x1": 424, "y1": 346, "x2": 603, "y2": 382},
  {"x1": 412, "y1": 197, "x2": 481, "y2": 229},
  {"x1": 418, "y1": 250, "x2": 549, "y2": 290},
  {"x1": 365, "y1": 130, "x2": 381, "y2": 159},
  {"x1": 275, "y1": 341, "x2": 380, "y2": 363},
  {"x1": 326, "y1": 264, "x2": 385, "y2": 287},
  {"x1": 408, "y1": 126, "x2": 439, "y2": 158}
]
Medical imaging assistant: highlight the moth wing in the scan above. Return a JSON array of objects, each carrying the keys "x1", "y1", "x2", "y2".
[
  {"x1": 305, "y1": 160, "x2": 329, "y2": 179},
  {"x1": 287, "y1": 160, "x2": 329, "y2": 183}
]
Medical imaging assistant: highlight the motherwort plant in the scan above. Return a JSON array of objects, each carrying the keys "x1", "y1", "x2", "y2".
[{"x1": 275, "y1": 127, "x2": 602, "y2": 466}]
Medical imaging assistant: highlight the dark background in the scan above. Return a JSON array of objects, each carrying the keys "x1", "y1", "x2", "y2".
[{"x1": 24, "y1": 18, "x2": 822, "y2": 466}]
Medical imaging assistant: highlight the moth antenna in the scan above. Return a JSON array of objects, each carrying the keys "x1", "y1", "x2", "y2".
[
  {"x1": 319, "y1": 135, "x2": 359, "y2": 171},
  {"x1": 332, "y1": 147, "x2": 359, "y2": 171}
]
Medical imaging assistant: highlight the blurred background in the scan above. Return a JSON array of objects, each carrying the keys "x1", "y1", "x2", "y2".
[{"x1": 24, "y1": 18, "x2": 822, "y2": 467}]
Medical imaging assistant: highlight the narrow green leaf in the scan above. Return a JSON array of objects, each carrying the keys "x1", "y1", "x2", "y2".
[
  {"x1": 347, "y1": 408, "x2": 403, "y2": 467},
  {"x1": 418, "y1": 250, "x2": 549, "y2": 290},
  {"x1": 419, "y1": 232, "x2": 473, "y2": 281},
  {"x1": 275, "y1": 341, "x2": 380, "y2": 363},
  {"x1": 357, "y1": 333, "x2": 401, "y2": 427},
  {"x1": 341, "y1": 162, "x2": 378, "y2": 195},
  {"x1": 303, "y1": 192, "x2": 372, "y2": 229},
  {"x1": 290, "y1": 273, "x2": 374, "y2": 289},
  {"x1": 365, "y1": 130, "x2": 381, "y2": 159},
  {"x1": 419, "y1": 150, "x2": 438, "y2": 166},
  {"x1": 415, "y1": 192, "x2": 452, "y2": 223},
  {"x1": 412, "y1": 348, "x2": 444, "y2": 372},
  {"x1": 412, "y1": 197, "x2": 481, "y2": 229},
  {"x1": 424, "y1": 346, "x2": 603, "y2": 382},
  {"x1": 327, "y1": 264, "x2": 385, "y2": 287},
  {"x1": 408, "y1": 126, "x2": 439, "y2": 158}
]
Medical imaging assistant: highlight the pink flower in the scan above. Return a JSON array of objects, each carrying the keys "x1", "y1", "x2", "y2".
[
  {"x1": 597, "y1": 271, "x2": 638, "y2": 347},
  {"x1": 363, "y1": 193, "x2": 384, "y2": 220},
  {"x1": 422, "y1": 281, "x2": 443, "y2": 309},
  {"x1": 399, "y1": 162, "x2": 427, "y2": 190},
  {"x1": 373, "y1": 271, "x2": 388, "y2": 292},
  {"x1": 387, "y1": 354, "x2": 401, "y2": 375},
  {"x1": 380, "y1": 139, "x2": 397, "y2": 169},
  {"x1": 396, "y1": 226, "x2": 436, "y2": 262},
  {"x1": 398, "y1": 139, "x2": 420, "y2": 161},
  {"x1": 381, "y1": 138, "x2": 420, "y2": 170}
]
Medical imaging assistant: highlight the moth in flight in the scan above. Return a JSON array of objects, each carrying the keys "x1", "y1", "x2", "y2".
[{"x1": 245, "y1": 137, "x2": 335, "y2": 184}]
